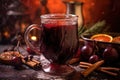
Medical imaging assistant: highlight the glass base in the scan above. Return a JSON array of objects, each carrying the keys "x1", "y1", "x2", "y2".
[{"x1": 42, "y1": 63, "x2": 75, "y2": 76}]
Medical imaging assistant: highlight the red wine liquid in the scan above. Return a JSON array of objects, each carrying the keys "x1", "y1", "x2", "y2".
[{"x1": 40, "y1": 23, "x2": 79, "y2": 64}]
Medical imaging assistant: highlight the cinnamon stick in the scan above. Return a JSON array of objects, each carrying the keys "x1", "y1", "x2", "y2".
[
  {"x1": 79, "y1": 64, "x2": 90, "y2": 69},
  {"x1": 80, "y1": 61, "x2": 119, "y2": 76},
  {"x1": 32, "y1": 59, "x2": 40, "y2": 64},
  {"x1": 22, "y1": 58, "x2": 41, "y2": 69},
  {"x1": 25, "y1": 61, "x2": 38, "y2": 67},
  {"x1": 100, "y1": 67, "x2": 120, "y2": 71},
  {"x1": 19, "y1": 54, "x2": 41, "y2": 69},
  {"x1": 67, "y1": 58, "x2": 79, "y2": 64},
  {"x1": 80, "y1": 62, "x2": 92, "y2": 66},
  {"x1": 81, "y1": 60, "x2": 104, "y2": 77},
  {"x1": 100, "y1": 69, "x2": 118, "y2": 76}
]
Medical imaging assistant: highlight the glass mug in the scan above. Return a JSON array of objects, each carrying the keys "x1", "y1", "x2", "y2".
[{"x1": 24, "y1": 14, "x2": 79, "y2": 75}]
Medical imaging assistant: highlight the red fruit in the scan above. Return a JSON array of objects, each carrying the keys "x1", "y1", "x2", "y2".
[
  {"x1": 27, "y1": 47, "x2": 36, "y2": 54},
  {"x1": 89, "y1": 55, "x2": 99, "y2": 63},
  {"x1": 81, "y1": 44, "x2": 93, "y2": 61},
  {"x1": 103, "y1": 46, "x2": 119, "y2": 62}
]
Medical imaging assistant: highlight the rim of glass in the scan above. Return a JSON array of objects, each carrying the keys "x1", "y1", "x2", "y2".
[{"x1": 40, "y1": 14, "x2": 78, "y2": 19}]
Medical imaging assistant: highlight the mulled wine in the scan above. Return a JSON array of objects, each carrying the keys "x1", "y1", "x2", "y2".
[
  {"x1": 40, "y1": 23, "x2": 79, "y2": 64},
  {"x1": 24, "y1": 14, "x2": 79, "y2": 75}
]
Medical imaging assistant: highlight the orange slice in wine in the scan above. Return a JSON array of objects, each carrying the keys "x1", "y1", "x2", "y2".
[{"x1": 90, "y1": 34, "x2": 113, "y2": 42}]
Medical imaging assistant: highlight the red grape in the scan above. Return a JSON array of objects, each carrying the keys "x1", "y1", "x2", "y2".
[
  {"x1": 81, "y1": 44, "x2": 93, "y2": 61},
  {"x1": 103, "y1": 46, "x2": 119, "y2": 62},
  {"x1": 89, "y1": 54, "x2": 99, "y2": 63}
]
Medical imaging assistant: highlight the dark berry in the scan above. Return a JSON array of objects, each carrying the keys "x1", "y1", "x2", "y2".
[{"x1": 89, "y1": 55, "x2": 99, "y2": 63}]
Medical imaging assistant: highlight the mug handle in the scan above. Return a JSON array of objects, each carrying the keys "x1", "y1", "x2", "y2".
[{"x1": 24, "y1": 24, "x2": 42, "y2": 54}]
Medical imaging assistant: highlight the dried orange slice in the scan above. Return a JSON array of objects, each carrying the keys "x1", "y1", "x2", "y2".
[
  {"x1": 0, "y1": 51, "x2": 22, "y2": 65},
  {"x1": 90, "y1": 34, "x2": 113, "y2": 42},
  {"x1": 112, "y1": 36, "x2": 120, "y2": 43}
]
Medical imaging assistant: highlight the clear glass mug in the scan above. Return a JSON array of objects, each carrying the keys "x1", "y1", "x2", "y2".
[{"x1": 24, "y1": 14, "x2": 79, "y2": 75}]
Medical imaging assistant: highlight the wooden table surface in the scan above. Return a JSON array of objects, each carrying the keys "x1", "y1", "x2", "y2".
[{"x1": 0, "y1": 45, "x2": 120, "y2": 80}]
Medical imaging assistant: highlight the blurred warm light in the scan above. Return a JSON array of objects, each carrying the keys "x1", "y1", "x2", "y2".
[
  {"x1": 47, "y1": 0, "x2": 66, "y2": 13},
  {"x1": 20, "y1": 0, "x2": 40, "y2": 21},
  {"x1": 79, "y1": 0, "x2": 112, "y2": 24},
  {"x1": 4, "y1": 31, "x2": 10, "y2": 38},
  {"x1": 31, "y1": 36, "x2": 37, "y2": 41},
  {"x1": 21, "y1": 23, "x2": 29, "y2": 33},
  {"x1": 20, "y1": 0, "x2": 116, "y2": 26}
]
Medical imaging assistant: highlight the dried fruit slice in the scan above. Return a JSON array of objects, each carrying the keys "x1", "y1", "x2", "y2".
[
  {"x1": 0, "y1": 51, "x2": 22, "y2": 65},
  {"x1": 112, "y1": 36, "x2": 120, "y2": 43},
  {"x1": 90, "y1": 34, "x2": 113, "y2": 42}
]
